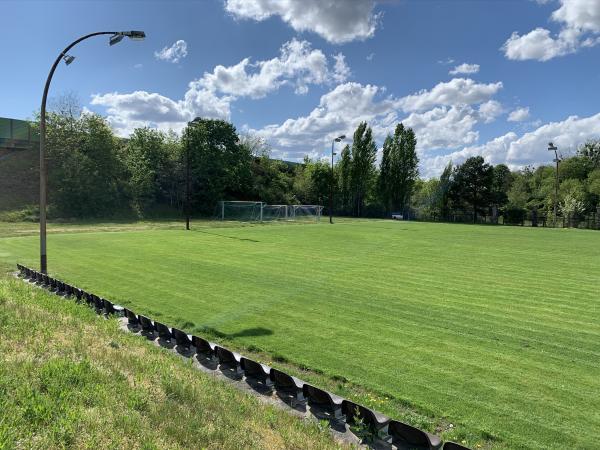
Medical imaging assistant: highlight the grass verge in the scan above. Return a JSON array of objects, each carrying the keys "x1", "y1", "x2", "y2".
[{"x1": 0, "y1": 277, "x2": 340, "y2": 449}]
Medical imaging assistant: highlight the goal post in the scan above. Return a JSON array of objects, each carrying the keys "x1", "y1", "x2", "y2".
[
  {"x1": 218, "y1": 201, "x2": 264, "y2": 222},
  {"x1": 217, "y1": 201, "x2": 322, "y2": 222}
]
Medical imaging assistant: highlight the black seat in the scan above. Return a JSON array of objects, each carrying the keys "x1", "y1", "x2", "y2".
[
  {"x1": 191, "y1": 335, "x2": 216, "y2": 358},
  {"x1": 91, "y1": 294, "x2": 104, "y2": 312},
  {"x1": 443, "y1": 442, "x2": 471, "y2": 450},
  {"x1": 102, "y1": 298, "x2": 114, "y2": 314},
  {"x1": 63, "y1": 283, "x2": 73, "y2": 297},
  {"x1": 388, "y1": 420, "x2": 442, "y2": 450},
  {"x1": 82, "y1": 291, "x2": 94, "y2": 307},
  {"x1": 124, "y1": 308, "x2": 139, "y2": 326},
  {"x1": 154, "y1": 321, "x2": 172, "y2": 340},
  {"x1": 171, "y1": 327, "x2": 192, "y2": 350},
  {"x1": 35, "y1": 271, "x2": 43, "y2": 284},
  {"x1": 73, "y1": 287, "x2": 83, "y2": 302},
  {"x1": 48, "y1": 277, "x2": 57, "y2": 291},
  {"x1": 56, "y1": 281, "x2": 66, "y2": 295},
  {"x1": 240, "y1": 357, "x2": 273, "y2": 387},
  {"x1": 270, "y1": 368, "x2": 305, "y2": 402},
  {"x1": 215, "y1": 346, "x2": 243, "y2": 375},
  {"x1": 303, "y1": 384, "x2": 345, "y2": 419},
  {"x1": 138, "y1": 315, "x2": 155, "y2": 333},
  {"x1": 342, "y1": 400, "x2": 390, "y2": 439}
]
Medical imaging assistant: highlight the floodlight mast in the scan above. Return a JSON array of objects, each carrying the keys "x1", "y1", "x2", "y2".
[
  {"x1": 39, "y1": 30, "x2": 145, "y2": 274},
  {"x1": 330, "y1": 135, "x2": 345, "y2": 224},
  {"x1": 548, "y1": 142, "x2": 559, "y2": 226}
]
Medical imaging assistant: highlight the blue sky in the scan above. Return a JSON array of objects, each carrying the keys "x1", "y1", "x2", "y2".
[{"x1": 2, "y1": 0, "x2": 600, "y2": 176}]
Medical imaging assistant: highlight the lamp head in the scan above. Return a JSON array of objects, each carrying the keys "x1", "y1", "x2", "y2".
[
  {"x1": 63, "y1": 54, "x2": 75, "y2": 65},
  {"x1": 548, "y1": 142, "x2": 558, "y2": 151},
  {"x1": 110, "y1": 31, "x2": 146, "y2": 46},
  {"x1": 124, "y1": 30, "x2": 146, "y2": 41}
]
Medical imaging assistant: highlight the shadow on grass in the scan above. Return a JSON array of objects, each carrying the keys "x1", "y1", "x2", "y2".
[
  {"x1": 201, "y1": 326, "x2": 273, "y2": 340},
  {"x1": 194, "y1": 229, "x2": 260, "y2": 243}
]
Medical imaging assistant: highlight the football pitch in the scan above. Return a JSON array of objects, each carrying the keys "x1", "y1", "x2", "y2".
[{"x1": 1, "y1": 219, "x2": 599, "y2": 449}]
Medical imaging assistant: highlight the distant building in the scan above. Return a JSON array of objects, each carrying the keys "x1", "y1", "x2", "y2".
[{"x1": 0, "y1": 117, "x2": 39, "y2": 152}]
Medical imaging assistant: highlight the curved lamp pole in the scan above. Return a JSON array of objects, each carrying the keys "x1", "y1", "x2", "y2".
[
  {"x1": 39, "y1": 30, "x2": 145, "y2": 273},
  {"x1": 329, "y1": 135, "x2": 345, "y2": 224},
  {"x1": 548, "y1": 142, "x2": 559, "y2": 226}
]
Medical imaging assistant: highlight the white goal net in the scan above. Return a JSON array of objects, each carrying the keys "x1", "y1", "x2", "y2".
[{"x1": 217, "y1": 201, "x2": 322, "y2": 222}]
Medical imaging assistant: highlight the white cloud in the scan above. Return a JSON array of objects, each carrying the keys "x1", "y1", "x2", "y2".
[
  {"x1": 478, "y1": 100, "x2": 504, "y2": 123},
  {"x1": 224, "y1": 0, "x2": 379, "y2": 44},
  {"x1": 250, "y1": 77, "x2": 505, "y2": 161},
  {"x1": 92, "y1": 40, "x2": 348, "y2": 136},
  {"x1": 420, "y1": 112, "x2": 600, "y2": 177},
  {"x1": 398, "y1": 78, "x2": 503, "y2": 112},
  {"x1": 502, "y1": 0, "x2": 600, "y2": 61},
  {"x1": 449, "y1": 63, "x2": 480, "y2": 75},
  {"x1": 508, "y1": 107, "x2": 531, "y2": 122},
  {"x1": 154, "y1": 40, "x2": 188, "y2": 63}
]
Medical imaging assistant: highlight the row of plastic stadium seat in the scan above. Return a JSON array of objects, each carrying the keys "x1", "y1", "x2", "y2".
[{"x1": 16, "y1": 263, "x2": 469, "y2": 450}]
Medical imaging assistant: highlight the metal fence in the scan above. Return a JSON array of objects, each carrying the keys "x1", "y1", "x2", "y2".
[{"x1": 410, "y1": 210, "x2": 600, "y2": 230}]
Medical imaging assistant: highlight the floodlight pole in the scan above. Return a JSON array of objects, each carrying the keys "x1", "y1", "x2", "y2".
[
  {"x1": 548, "y1": 142, "x2": 559, "y2": 226},
  {"x1": 185, "y1": 128, "x2": 191, "y2": 230},
  {"x1": 39, "y1": 30, "x2": 145, "y2": 274},
  {"x1": 329, "y1": 135, "x2": 345, "y2": 224}
]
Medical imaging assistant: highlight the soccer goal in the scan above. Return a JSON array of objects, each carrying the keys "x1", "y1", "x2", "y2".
[
  {"x1": 289, "y1": 205, "x2": 323, "y2": 222},
  {"x1": 218, "y1": 201, "x2": 264, "y2": 221},
  {"x1": 217, "y1": 201, "x2": 322, "y2": 222}
]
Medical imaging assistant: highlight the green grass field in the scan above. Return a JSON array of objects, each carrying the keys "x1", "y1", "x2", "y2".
[{"x1": 2, "y1": 219, "x2": 599, "y2": 449}]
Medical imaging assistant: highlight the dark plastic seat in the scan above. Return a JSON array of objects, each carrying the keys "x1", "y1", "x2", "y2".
[
  {"x1": 49, "y1": 278, "x2": 57, "y2": 291},
  {"x1": 83, "y1": 291, "x2": 94, "y2": 307},
  {"x1": 57, "y1": 281, "x2": 66, "y2": 295},
  {"x1": 91, "y1": 294, "x2": 104, "y2": 312},
  {"x1": 240, "y1": 357, "x2": 273, "y2": 387},
  {"x1": 138, "y1": 315, "x2": 155, "y2": 333},
  {"x1": 270, "y1": 368, "x2": 305, "y2": 402},
  {"x1": 215, "y1": 346, "x2": 243, "y2": 374},
  {"x1": 36, "y1": 272, "x2": 43, "y2": 284},
  {"x1": 342, "y1": 400, "x2": 390, "y2": 439},
  {"x1": 102, "y1": 298, "x2": 121, "y2": 315},
  {"x1": 171, "y1": 327, "x2": 192, "y2": 350},
  {"x1": 303, "y1": 384, "x2": 345, "y2": 419},
  {"x1": 73, "y1": 287, "x2": 83, "y2": 302},
  {"x1": 42, "y1": 274, "x2": 50, "y2": 286},
  {"x1": 388, "y1": 420, "x2": 442, "y2": 450},
  {"x1": 154, "y1": 321, "x2": 172, "y2": 340},
  {"x1": 16, "y1": 263, "x2": 24, "y2": 274},
  {"x1": 63, "y1": 283, "x2": 73, "y2": 296},
  {"x1": 124, "y1": 308, "x2": 139, "y2": 326},
  {"x1": 191, "y1": 335, "x2": 216, "y2": 358},
  {"x1": 443, "y1": 442, "x2": 471, "y2": 450}
]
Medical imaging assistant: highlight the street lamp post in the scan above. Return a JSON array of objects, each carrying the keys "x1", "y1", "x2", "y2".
[
  {"x1": 329, "y1": 135, "x2": 345, "y2": 224},
  {"x1": 548, "y1": 142, "x2": 559, "y2": 226},
  {"x1": 39, "y1": 31, "x2": 145, "y2": 273}
]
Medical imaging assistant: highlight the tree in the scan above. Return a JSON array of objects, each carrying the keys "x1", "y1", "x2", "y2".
[
  {"x1": 184, "y1": 119, "x2": 252, "y2": 214},
  {"x1": 349, "y1": 122, "x2": 377, "y2": 217},
  {"x1": 122, "y1": 128, "x2": 175, "y2": 213},
  {"x1": 577, "y1": 139, "x2": 600, "y2": 169},
  {"x1": 45, "y1": 111, "x2": 127, "y2": 217},
  {"x1": 378, "y1": 124, "x2": 419, "y2": 216},
  {"x1": 439, "y1": 161, "x2": 453, "y2": 220},
  {"x1": 449, "y1": 156, "x2": 494, "y2": 223},
  {"x1": 337, "y1": 144, "x2": 352, "y2": 214}
]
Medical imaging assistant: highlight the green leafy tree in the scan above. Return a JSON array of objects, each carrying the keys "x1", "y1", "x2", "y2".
[
  {"x1": 577, "y1": 139, "x2": 600, "y2": 169},
  {"x1": 449, "y1": 156, "x2": 494, "y2": 223},
  {"x1": 122, "y1": 128, "x2": 176, "y2": 213},
  {"x1": 337, "y1": 144, "x2": 352, "y2": 214},
  {"x1": 184, "y1": 119, "x2": 252, "y2": 214},
  {"x1": 349, "y1": 122, "x2": 377, "y2": 217},
  {"x1": 45, "y1": 112, "x2": 127, "y2": 217}
]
